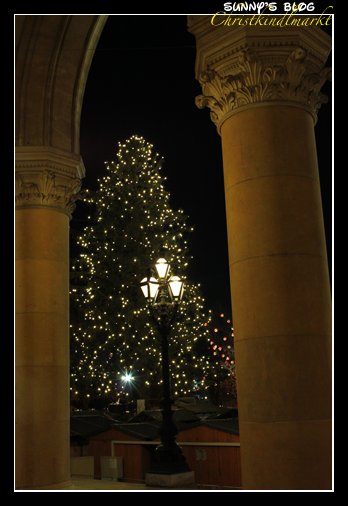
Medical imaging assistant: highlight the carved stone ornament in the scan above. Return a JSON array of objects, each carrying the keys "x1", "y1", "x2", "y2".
[
  {"x1": 16, "y1": 169, "x2": 82, "y2": 218},
  {"x1": 196, "y1": 47, "x2": 331, "y2": 131}
]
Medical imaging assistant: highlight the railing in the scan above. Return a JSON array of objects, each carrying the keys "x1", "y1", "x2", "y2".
[
  {"x1": 111, "y1": 440, "x2": 240, "y2": 452},
  {"x1": 110, "y1": 439, "x2": 241, "y2": 488}
]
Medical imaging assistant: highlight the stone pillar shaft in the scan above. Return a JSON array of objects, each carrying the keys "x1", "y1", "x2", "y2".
[
  {"x1": 222, "y1": 105, "x2": 331, "y2": 490},
  {"x1": 15, "y1": 147, "x2": 84, "y2": 488},
  {"x1": 189, "y1": 19, "x2": 332, "y2": 489},
  {"x1": 16, "y1": 209, "x2": 70, "y2": 488}
]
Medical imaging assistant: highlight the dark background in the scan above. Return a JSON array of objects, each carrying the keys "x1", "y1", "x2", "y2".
[{"x1": 77, "y1": 15, "x2": 332, "y2": 316}]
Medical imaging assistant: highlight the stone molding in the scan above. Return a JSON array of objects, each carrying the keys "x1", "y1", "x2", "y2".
[
  {"x1": 196, "y1": 47, "x2": 331, "y2": 131},
  {"x1": 188, "y1": 19, "x2": 331, "y2": 132},
  {"x1": 15, "y1": 146, "x2": 85, "y2": 218}
]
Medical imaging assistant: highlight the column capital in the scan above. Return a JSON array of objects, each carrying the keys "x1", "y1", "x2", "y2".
[
  {"x1": 15, "y1": 146, "x2": 85, "y2": 218},
  {"x1": 188, "y1": 18, "x2": 331, "y2": 131}
]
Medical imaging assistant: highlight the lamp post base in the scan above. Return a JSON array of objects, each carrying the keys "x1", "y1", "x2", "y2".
[
  {"x1": 149, "y1": 440, "x2": 190, "y2": 475},
  {"x1": 145, "y1": 471, "x2": 195, "y2": 488}
]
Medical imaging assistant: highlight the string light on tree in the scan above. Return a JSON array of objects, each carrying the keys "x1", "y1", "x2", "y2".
[
  {"x1": 121, "y1": 372, "x2": 134, "y2": 384},
  {"x1": 70, "y1": 135, "x2": 211, "y2": 408},
  {"x1": 206, "y1": 312, "x2": 238, "y2": 407}
]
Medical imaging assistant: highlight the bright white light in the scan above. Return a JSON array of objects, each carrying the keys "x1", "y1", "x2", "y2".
[
  {"x1": 121, "y1": 373, "x2": 134, "y2": 383},
  {"x1": 155, "y1": 258, "x2": 170, "y2": 280},
  {"x1": 168, "y1": 276, "x2": 184, "y2": 300},
  {"x1": 140, "y1": 277, "x2": 159, "y2": 300}
]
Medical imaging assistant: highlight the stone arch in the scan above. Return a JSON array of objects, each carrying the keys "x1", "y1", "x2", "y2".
[{"x1": 16, "y1": 15, "x2": 107, "y2": 153}]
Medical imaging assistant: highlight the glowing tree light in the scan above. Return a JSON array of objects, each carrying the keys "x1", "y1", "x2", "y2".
[
  {"x1": 121, "y1": 372, "x2": 134, "y2": 384},
  {"x1": 207, "y1": 312, "x2": 238, "y2": 407},
  {"x1": 70, "y1": 135, "x2": 211, "y2": 408}
]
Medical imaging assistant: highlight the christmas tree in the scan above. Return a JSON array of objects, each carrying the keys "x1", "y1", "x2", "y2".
[
  {"x1": 206, "y1": 313, "x2": 237, "y2": 407},
  {"x1": 70, "y1": 135, "x2": 211, "y2": 408}
]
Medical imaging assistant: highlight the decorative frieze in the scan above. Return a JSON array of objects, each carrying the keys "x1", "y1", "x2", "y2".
[
  {"x1": 196, "y1": 47, "x2": 331, "y2": 130},
  {"x1": 188, "y1": 18, "x2": 331, "y2": 132},
  {"x1": 15, "y1": 147, "x2": 84, "y2": 218},
  {"x1": 16, "y1": 169, "x2": 81, "y2": 217}
]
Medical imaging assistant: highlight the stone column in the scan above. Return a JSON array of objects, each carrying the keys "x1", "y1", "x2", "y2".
[
  {"x1": 189, "y1": 19, "x2": 332, "y2": 490},
  {"x1": 15, "y1": 146, "x2": 84, "y2": 488}
]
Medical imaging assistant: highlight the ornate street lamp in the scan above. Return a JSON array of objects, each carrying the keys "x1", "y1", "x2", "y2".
[{"x1": 140, "y1": 256, "x2": 191, "y2": 478}]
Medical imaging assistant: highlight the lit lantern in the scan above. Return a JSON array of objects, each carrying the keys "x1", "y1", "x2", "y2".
[
  {"x1": 155, "y1": 257, "x2": 170, "y2": 280},
  {"x1": 168, "y1": 276, "x2": 184, "y2": 302},
  {"x1": 140, "y1": 277, "x2": 159, "y2": 301}
]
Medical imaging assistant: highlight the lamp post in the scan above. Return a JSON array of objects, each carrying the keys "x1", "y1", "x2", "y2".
[{"x1": 140, "y1": 257, "x2": 192, "y2": 478}]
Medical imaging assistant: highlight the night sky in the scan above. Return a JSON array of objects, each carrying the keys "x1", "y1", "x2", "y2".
[{"x1": 77, "y1": 15, "x2": 332, "y2": 316}]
